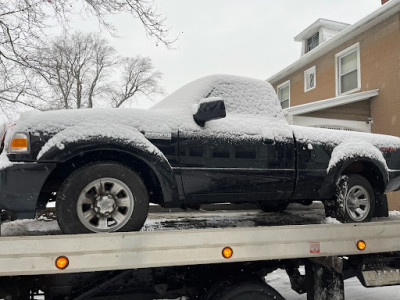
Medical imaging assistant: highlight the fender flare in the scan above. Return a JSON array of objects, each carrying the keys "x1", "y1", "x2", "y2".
[
  {"x1": 319, "y1": 156, "x2": 389, "y2": 199},
  {"x1": 38, "y1": 138, "x2": 179, "y2": 205}
]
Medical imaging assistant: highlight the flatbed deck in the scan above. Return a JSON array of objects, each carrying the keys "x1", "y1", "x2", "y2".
[{"x1": 1, "y1": 213, "x2": 400, "y2": 276}]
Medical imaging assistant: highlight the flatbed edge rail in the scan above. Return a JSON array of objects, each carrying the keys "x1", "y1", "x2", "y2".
[{"x1": 1, "y1": 221, "x2": 400, "y2": 276}]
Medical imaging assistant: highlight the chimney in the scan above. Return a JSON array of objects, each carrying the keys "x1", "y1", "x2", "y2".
[{"x1": 381, "y1": 0, "x2": 389, "y2": 4}]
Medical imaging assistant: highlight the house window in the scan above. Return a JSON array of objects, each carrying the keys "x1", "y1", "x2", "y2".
[
  {"x1": 304, "y1": 66, "x2": 316, "y2": 92},
  {"x1": 277, "y1": 81, "x2": 290, "y2": 109},
  {"x1": 306, "y1": 32, "x2": 319, "y2": 53},
  {"x1": 336, "y1": 43, "x2": 361, "y2": 95}
]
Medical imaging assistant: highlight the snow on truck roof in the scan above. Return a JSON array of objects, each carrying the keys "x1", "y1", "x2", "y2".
[
  {"x1": 152, "y1": 74, "x2": 285, "y2": 118},
  {"x1": 8, "y1": 74, "x2": 290, "y2": 138},
  {"x1": 14, "y1": 75, "x2": 285, "y2": 131}
]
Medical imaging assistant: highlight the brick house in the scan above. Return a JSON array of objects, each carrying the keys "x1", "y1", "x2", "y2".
[{"x1": 267, "y1": 0, "x2": 400, "y2": 209}]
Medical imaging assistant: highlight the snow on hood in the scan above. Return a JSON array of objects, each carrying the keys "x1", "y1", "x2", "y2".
[{"x1": 6, "y1": 75, "x2": 293, "y2": 160}]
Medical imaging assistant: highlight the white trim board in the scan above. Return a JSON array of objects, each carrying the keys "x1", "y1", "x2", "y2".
[
  {"x1": 291, "y1": 116, "x2": 371, "y2": 133},
  {"x1": 284, "y1": 89, "x2": 379, "y2": 116}
]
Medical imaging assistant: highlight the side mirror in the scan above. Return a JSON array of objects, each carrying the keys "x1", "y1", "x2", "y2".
[{"x1": 193, "y1": 97, "x2": 226, "y2": 127}]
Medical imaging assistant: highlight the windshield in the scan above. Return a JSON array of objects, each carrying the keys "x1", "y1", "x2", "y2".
[{"x1": 151, "y1": 74, "x2": 285, "y2": 119}]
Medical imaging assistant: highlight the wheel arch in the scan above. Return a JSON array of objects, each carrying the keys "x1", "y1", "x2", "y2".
[
  {"x1": 36, "y1": 142, "x2": 179, "y2": 210},
  {"x1": 320, "y1": 156, "x2": 388, "y2": 199}
]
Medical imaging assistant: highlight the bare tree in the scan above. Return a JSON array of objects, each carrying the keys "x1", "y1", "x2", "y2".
[
  {"x1": 111, "y1": 56, "x2": 164, "y2": 108},
  {"x1": 30, "y1": 32, "x2": 163, "y2": 109},
  {"x1": 0, "y1": 0, "x2": 173, "y2": 63},
  {"x1": 0, "y1": 60, "x2": 47, "y2": 116},
  {"x1": 0, "y1": 0, "x2": 172, "y2": 115},
  {"x1": 0, "y1": 122, "x2": 6, "y2": 139},
  {"x1": 32, "y1": 32, "x2": 117, "y2": 109}
]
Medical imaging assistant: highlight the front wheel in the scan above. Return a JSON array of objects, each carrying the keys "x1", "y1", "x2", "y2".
[
  {"x1": 335, "y1": 174, "x2": 375, "y2": 223},
  {"x1": 56, "y1": 162, "x2": 149, "y2": 234}
]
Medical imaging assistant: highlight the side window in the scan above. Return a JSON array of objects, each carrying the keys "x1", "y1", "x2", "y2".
[
  {"x1": 306, "y1": 32, "x2": 319, "y2": 53},
  {"x1": 304, "y1": 66, "x2": 316, "y2": 92},
  {"x1": 336, "y1": 43, "x2": 361, "y2": 95},
  {"x1": 277, "y1": 80, "x2": 290, "y2": 109}
]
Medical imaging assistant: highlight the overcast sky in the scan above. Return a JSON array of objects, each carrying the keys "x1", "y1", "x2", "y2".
[
  {"x1": 87, "y1": 0, "x2": 381, "y2": 106},
  {"x1": 0, "y1": 0, "x2": 384, "y2": 123}
]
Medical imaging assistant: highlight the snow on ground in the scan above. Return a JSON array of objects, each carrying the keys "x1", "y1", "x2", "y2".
[
  {"x1": 1, "y1": 202, "x2": 400, "y2": 298},
  {"x1": 266, "y1": 268, "x2": 400, "y2": 300}
]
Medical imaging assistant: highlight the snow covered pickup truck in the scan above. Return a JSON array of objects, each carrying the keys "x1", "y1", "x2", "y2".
[{"x1": 1, "y1": 75, "x2": 400, "y2": 234}]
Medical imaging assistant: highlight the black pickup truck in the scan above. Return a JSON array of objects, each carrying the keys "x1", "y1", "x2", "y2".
[{"x1": 1, "y1": 75, "x2": 400, "y2": 233}]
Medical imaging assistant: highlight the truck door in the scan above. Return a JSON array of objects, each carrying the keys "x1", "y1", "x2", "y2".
[{"x1": 178, "y1": 121, "x2": 295, "y2": 204}]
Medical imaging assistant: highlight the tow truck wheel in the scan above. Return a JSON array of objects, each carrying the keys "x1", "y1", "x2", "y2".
[
  {"x1": 258, "y1": 200, "x2": 289, "y2": 212},
  {"x1": 335, "y1": 174, "x2": 375, "y2": 223},
  {"x1": 56, "y1": 162, "x2": 149, "y2": 233},
  {"x1": 203, "y1": 280, "x2": 284, "y2": 300}
]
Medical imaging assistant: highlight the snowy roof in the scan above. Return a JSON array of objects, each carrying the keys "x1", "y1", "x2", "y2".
[{"x1": 294, "y1": 18, "x2": 349, "y2": 41}]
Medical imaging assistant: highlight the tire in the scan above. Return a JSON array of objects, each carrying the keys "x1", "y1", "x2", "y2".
[
  {"x1": 335, "y1": 174, "x2": 375, "y2": 223},
  {"x1": 374, "y1": 193, "x2": 388, "y2": 217},
  {"x1": 56, "y1": 162, "x2": 149, "y2": 234},
  {"x1": 203, "y1": 280, "x2": 284, "y2": 300},
  {"x1": 258, "y1": 201, "x2": 289, "y2": 212}
]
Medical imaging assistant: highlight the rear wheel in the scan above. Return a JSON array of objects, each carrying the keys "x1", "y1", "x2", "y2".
[
  {"x1": 56, "y1": 162, "x2": 149, "y2": 233},
  {"x1": 203, "y1": 280, "x2": 284, "y2": 300},
  {"x1": 335, "y1": 174, "x2": 375, "y2": 223}
]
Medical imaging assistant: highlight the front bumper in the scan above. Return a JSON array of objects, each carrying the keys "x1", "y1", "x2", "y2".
[
  {"x1": 386, "y1": 169, "x2": 400, "y2": 192},
  {"x1": 0, "y1": 162, "x2": 56, "y2": 219}
]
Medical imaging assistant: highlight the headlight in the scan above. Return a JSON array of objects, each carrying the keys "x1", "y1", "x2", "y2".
[{"x1": 8, "y1": 132, "x2": 30, "y2": 154}]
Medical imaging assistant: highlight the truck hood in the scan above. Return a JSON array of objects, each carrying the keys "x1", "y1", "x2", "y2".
[{"x1": 12, "y1": 108, "x2": 186, "y2": 136}]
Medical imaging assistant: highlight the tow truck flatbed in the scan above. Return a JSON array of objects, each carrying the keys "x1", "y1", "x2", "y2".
[
  {"x1": 1, "y1": 204, "x2": 400, "y2": 299},
  {"x1": 1, "y1": 221, "x2": 400, "y2": 276}
]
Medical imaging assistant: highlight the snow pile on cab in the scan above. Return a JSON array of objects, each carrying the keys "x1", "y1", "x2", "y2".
[
  {"x1": 153, "y1": 74, "x2": 285, "y2": 118},
  {"x1": 153, "y1": 74, "x2": 292, "y2": 141}
]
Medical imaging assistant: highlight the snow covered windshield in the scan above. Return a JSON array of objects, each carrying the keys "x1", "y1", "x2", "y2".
[{"x1": 151, "y1": 74, "x2": 285, "y2": 119}]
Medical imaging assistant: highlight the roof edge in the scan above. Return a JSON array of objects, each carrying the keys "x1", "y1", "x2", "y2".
[
  {"x1": 294, "y1": 18, "x2": 350, "y2": 41},
  {"x1": 284, "y1": 89, "x2": 379, "y2": 116}
]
